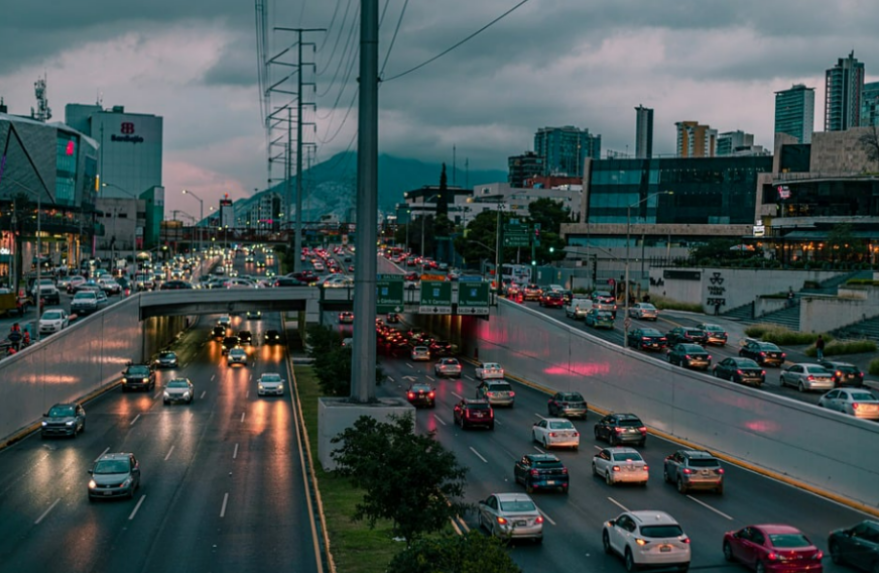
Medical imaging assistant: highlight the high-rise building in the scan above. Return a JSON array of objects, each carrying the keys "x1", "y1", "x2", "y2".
[
  {"x1": 533, "y1": 126, "x2": 601, "y2": 177},
  {"x1": 774, "y1": 84, "x2": 815, "y2": 144},
  {"x1": 675, "y1": 121, "x2": 717, "y2": 158},
  {"x1": 825, "y1": 51, "x2": 865, "y2": 132},
  {"x1": 507, "y1": 151, "x2": 546, "y2": 187},
  {"x1": 717, "y1": 131, "x2": 755, "y2": 156},
  {"x1": 861, "y1": 81, "x2": 879, "y2": 127},
  {"x1": 635, "y1": 105, "x2": 654, "y2": 159}
]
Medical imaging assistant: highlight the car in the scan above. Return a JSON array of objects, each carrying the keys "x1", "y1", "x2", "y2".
[
  {"x1": 663, "y1": 450, "x2": 724, "y2": 494},
  {"x1": 212, "y1": 325, "x2": 227, "y2": 340},
  {"x1": 453, "y1": 399, "x2": 494, "y2": 430},
  {"x1": 257, "y1": 372, "x2": 285, "y2": 396},
  {"x1": 38, "y1": 309, "x2": 69, "y2": 334},
  {"x1": 227, "y1": 347, "x2": 248, "y2": 366},
  {"x1": 246, "y1": 310, "x2": 262, "y2": 320},
  {"x1": 697, "y1": 323, "x2": 728, "y2": 346},
  {"x1": 338, "y1": 311, "x2": 354, "y2": 324},
  {"x1": 274, "y1": 277, "x2": 308, "y2": 287},
  {"x1": 593, "y1": 290, "x2": 618, "y2": 317},
  {"x1": 626, "y1": 328, "x2": 668, "y2": 351},
  {"x1": 713, "y1": 357, "x2": 766, "y2": 387},
  {"x1": 238, "y1": 330, "x2": 253, "y2": 346},
  {"x1": 538, "y1": 291, "x2": 565, "y2": 308},
  {"x1": 88, "y1": 453, "x2": 141, "y2": 501},
  {"x1": 217, "y1": 315, "x2": 232, "y2": 327},
  {"x1": 547, "y1": 391, "x2": 588, "y2": 419},
  {"x1": 476, "y1": 379, "x2": 516, "y2": 407},
  {"x1": 222, "y1": 336, "x2": 240, "y2": 354},
  {"x1": 98, "y1": 277, "x2": 123, "y2": 294},
  {"x1": 667, "y1": 343, "x2": 712, "y2": 370},
  {"x1": 31, "y1": 278, "x2": 61, "y2": 304},
  {"x1": 406, "y1": 383, "x2": 436, "y2": 408},
  {"x1": 70, "y1": 290, "x2": 109, "y2": 315},
  {"x1": 411, "y1": 346, "x2": 431, "y2": 361},
  {"x1": 386, "y1": 312, "x2": 399, "y2": 323},
  {"x1": 818, "y1": 360, "x2": 866, "y2": 387},
  {"x1": 341, "y1": 337, "x2": 353, "y2": 348},
  {"x1": 154, "y1": 351, "x2": 178, "y2": 369},
  {"x1": 629, "y1": 302, "x2": 659, "y2": 321},
  {"x1": 594, "y1": 413, "x2": 647, "y2": 447},
  {"x1": 592, "y1": 447, "x2": 648, "y2": 485},
  {"x1": 603, "y1": 511, "x2": 691, "y2": 572},
  {"x1": 565, "y1": 298, "x2": 593, "y2": 319},
  {"x1": 780, "y1": 363, "x2": 835, "y2": 393},
  {"x1": 475, "y1": 362, "x2": 504, "y2": 380},
  {"x1": 585, "y1": 309, "x2": 615, "y2": 329},
  {"x1": 523, "y1": 283, "x2": 543, "y2": 301},
  {"x1": 532, "y1": 418, "x2": 580, "y2": 450},
  {"x1": 818, "y1": 388, "x2": 879, "y2": 420},
  {"x1": 121, "y1": 363, "x2": 155, "y2": 392},
  {"x1": 65, "y1": 275, "x2": 87, "y2": 293},
  {"x1": 828, "y1": 520, "x2": 879, "y2": 571},
  {"x1": 478, "y1": 493, "x2": 543, "y2": 543},
  {"x1": 723, "y1": 525, "x2": 823, "y2": 573},
  {"x1": 514, "y1": 454, "x2": 569, "y2": 494},
  {"x1": 163, "y1": 378, "x2": 194, "y2": 404},
  {"x1": 739, "y1": 339, "x2": 787, "y2": 367},
  {"x1": 666, "y1": 327, "x2": 708, "y2": 346},
  {"x1": 41, "y1": 403, "x2": 86, "y2": 438},
  {"x1": 434, "y1": 357, "x2": 462, "y2": 378},
  {"x1": 264, "y1": 329, "x2": 283, "y2": 345}
]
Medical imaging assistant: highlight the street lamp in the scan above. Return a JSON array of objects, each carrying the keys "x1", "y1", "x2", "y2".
[
  {"x1": 624, "y1": 191, "x2": 673, "y2": 346},
  {"x1": 8, "y1": 180, "x2": 48, "y2": 342},
  {"x1": 182, "y1": 189, "x2": 205, "y2": 257},
  {"x1": 102, "y1": 182, "x2": 139, "y2": 276}
]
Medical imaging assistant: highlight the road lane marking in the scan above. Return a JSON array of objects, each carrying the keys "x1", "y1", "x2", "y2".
[
  {"x1": 403, "y1": 376, "x2": 416, "y2": 382},
  {"x1": 35, "y1": 498, "x2": 61, "y2": 525},
  {"x1": 240, "y1": 412, "x2": 246, "y2": 423},
  {"x1": 534, "y1": 413, "x2": 547, "y2": 420},
  {"x1": 233, "y1": 443, "x2": 239, "y2": 459},
  {"x1": 220, "y1": 492, "x2": 229, "y2": 518},
  {"x1": 469, "y1": 447, "x2": 488, "y2": 463},
  {"x1": 533, "y1": 446, "x2": 545, "y2": 454},
  {"x1": 535, "y1": 505, "x2": 556, "y2": 526},
  {"x1": 426, "y1": 376, "x2": 435, "y2": 382},
  {"x1": 249, "y1": 374, "x2": 253, "y2": 381},
  {"x1": 594, "y1": 445, "x2": 603, "y2": 451},
  {"x1": 200, "y1": 391, "x2": 206, "y2": 399},
  {"x1": 451, "y1": 392, "x2": 463, "y2": 400},
  {"x1": 387, "y1": 376, "x2": 394, "y2": 383},
  {"x1": 608, "y1": 497, "x2": 629, "y2": 512},
  {"x1": 130, "y1": 414, "x2": 141, "y2": 426},
  {"x1": 246, "y1": 390, "x2": 250, "y2": 398},
  {"x1": 464, "y1": 375, "x2": 475, "y2": 381},
  {"x1": 434, "y1": 415, "x2": 447, "y2": 426},
  {"x1": 98, "y1": 447, "x2": 110, "y2": 459},
  {"x1": 129, "y1": 495, "x2": 146, "y2": 520},
  {"x1": 406, "y1": 363, "x2": 413, "y2": 369},
  {"x1": 687, "y1": 495, "x2": 733, "y2": 520},
  {"x1": 494, "y1": 419, "x2": 502, "y2": 426},
  {"x1": 211, "y1": 374, "x2": 216, "y2": 381},
  {"x1": 164, "y1": 445, "x2": 175, "y2": 461}
]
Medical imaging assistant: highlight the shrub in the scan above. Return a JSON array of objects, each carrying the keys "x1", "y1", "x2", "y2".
[
  {"x1": 744, "y1": 324, "x2": 832, "y2": 346},
  {"x1": 869, "y1": 358, "x2": 879, "y2": 376},
  {"x1": 650, "y1": 295, "x2": 703, "y2": 313},
  {"x1": 744, "y1": 324, "x2": 774, "y2": 338},
  {"x1": 805, "y1": 339, "x2": 877, "y2": 357}
]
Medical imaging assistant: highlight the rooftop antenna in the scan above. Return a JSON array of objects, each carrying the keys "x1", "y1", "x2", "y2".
[
  {"x1": 96, "y1": 89, "x2": 103, "y2": 107},
  {"x1": 32, "y1": 74, "x2": 52, "y2": 122}
]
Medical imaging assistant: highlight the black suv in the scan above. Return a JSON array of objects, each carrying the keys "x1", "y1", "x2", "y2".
[
  {"x1": 738, "y1": 339, "x2": 786, "y2": 367},
  {"x1": 666, "y1": 327, "x2": 708, "y2": 345},
  {"x1": 453, "y1": 399, "x2": 494, "y2": 430},
  {"x1": 41, "y1": 403, "x2": 86, "y2": 438},
  {"x1": 238, "y1": 330, "x2": 253, "y2": 346},
  {"x1": 547, "y1": 392, "x2": 588, "y2": 419},
  {"x1": 819, "y1": 360, "x2": 865, "y2": 387},
  {"x1": 514, "y1": 454, "x2": 569, "y2": 494},
  {"x1": 626, "y1": 328, "x2": 668, "y2": 351},
  {"x1": 222, "y1": 336, "x2": 240, "y2": 355},
  {"x1": 594, "y1": 413, "x2": 647, "y2": 447},
  {"x1": 264, "y1": 330, "x2": 282, "y2": 345},
  {"x1": 828, "y1": 520, "x2": 879, "y2": 571},
  {"x1": 406, "y1": 383, "x2": 436, "y2": 408},
  {"x1": 121, "y1": 363, "x2": 155, "y2": 392},
  {"x1": 212, "y1": 325, "x2": 226, "y2": 340}
]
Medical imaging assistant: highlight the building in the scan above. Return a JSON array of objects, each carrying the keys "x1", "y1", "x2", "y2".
[
  {"x1": 634, "y1": 105, "x2": 654, "y2": 159},
  {"x1": 94, "y1": 196, "x2": 145, "y2": 267},
  {"x1": 522, "y1": 175, "x2": 581, "y2": 189},
  {"x1": 861, "y1": 81, "x2": 879, "y2": 128},
  {"x1": 675, "y1": 121, "x2": 717, "y2": 158},
  {"x1": 507, "y1": 151, "x2": 546, "y2": 188},
  {"x1": 775, "y1": 84, "x2": 815, "y2": 144},
  {"x1": 453, "y1": 182, "x2": 580, "y2": 227},
  {"x1": 233, "y1": 190, "x2": 283, "y2": 232},
  {"x1": 717, "y1": 131, "x2": 755, "y2": 156},
  {"x1": 533, "y1": 126, "x2": 601, "y2": 177},
  {"x1": 824, "y1": 51, "x2": 865, "y2": 132}
]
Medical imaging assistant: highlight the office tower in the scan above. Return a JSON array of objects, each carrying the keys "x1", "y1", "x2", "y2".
[
  {"x1": 534, "y1": 126, "x2": 601, "y2": 177},
  {"x1": 861, "y1": 81, "x2": 879, "y2": 127},
  {"x1": 635, "y1": 105, "x2": 654, "y2": 159},
  {"x1": 775, "y1": 84, "x2": 815, "y2": 144},
  {"x1": 825, "y1": 51, "x2": 865, "y2": 132},
  {"x1": 508, "y1": 151, "x2": 546, "y2": 187},
  {"x1": 717, "y1": 131, "x2": 755, "y2": 156},
  {"x1": 675, "y1": 121, "x2": 717, "y2": 158}
]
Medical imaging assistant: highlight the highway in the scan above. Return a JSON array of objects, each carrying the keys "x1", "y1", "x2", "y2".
[{"x1": 0, "y1": 251, "x2": 319, "y2": 573}]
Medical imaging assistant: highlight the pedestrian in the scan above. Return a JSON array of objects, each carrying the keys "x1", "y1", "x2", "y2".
[
  {"x1": 787, "y1": 287, "x2": 795, "y2": 307},
  {"x1": 815, "y1": 335, "x2": 825, "y2": 360}
]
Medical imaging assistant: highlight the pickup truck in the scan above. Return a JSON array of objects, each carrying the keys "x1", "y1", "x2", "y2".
[
  {"x1": 564, "y1": 298, "x2": 593, "y2": 319},
  {"x1": 70, "y1": 290, "x2": 109, "y2": 315},
  {"x1": 475, "y1": 362, "x2": 504, "y2": 380},
  {"x1": 31, "y1": 279, "x2": 61, "y2": 305}
]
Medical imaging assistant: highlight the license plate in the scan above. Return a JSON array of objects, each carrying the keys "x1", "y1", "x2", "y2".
[
  {"x1": 660, "y1": 545, "x2": 672, "y2": 553},
  {"x1": 515, "y1": 520, "x2": 527, "y2": 527},
  {"x1": 546, "y1": 480, "x2": 556, "y2": 485},
  {"x1": 104, "y1": 491, "x2": 112, "y2": 496}
]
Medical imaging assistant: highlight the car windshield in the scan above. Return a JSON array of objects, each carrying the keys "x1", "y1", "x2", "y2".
[
  {"x1": 230, "y1": 349, "x2": 245, "y2": 356},
  {"x1": 167, "y1": 380, "x2": 190, "y2": 388},
  {"x1": 703, "y1": 325, "x2": 723, "y2": 332},
  {"x1": 160, "y1": 352, "x2": 175, "y2": 359},
  {"x1": 689, "y1": 458, "x2": 720, "y2": 467},
  {"x1": 499, "y1": 500, "x2": 536, "y2": 513},
  {"x1": 735, "y1": 359, "x2": 759, "y2": 367},
  {"x1": 612, "y1": 452, "x2": 643, "y2": 462},
  {"x1": 414, "y1": 347, "x2": 428, "y2": 352},
  {"x1": 48, "y1": 406, "x2": 75, "y2": 417},
  {"x1": 74, "y1": 292, "x2": 96, "y2": 299},
  {"x1": 490, "y1": 383, "x2": 512, "y2": 392},
  {"x1": 443, "y1": 359, "x2": 459, "y2": 365},
  {"x1": 43, "y1": 311, "x2": 63, "y2": 320},
  {"x1": 261, "y1": 374, "x2": 282, "y2": 383},
  {"x1": 533, "y1": 460, "x2": 563, "y2": 469},
  {"x1": 680, "y1": 344, "x2": 703, "y2": 352},
  {"x1": 618, "y1": 419, "x2": 642, "y2": 427},
  {"x1": 769, "y1": 534, "x2": 811, "y2": 548},
  {"x1": 93, "y1": 459, "x2": 131, "y2": 474},
  {"x1": 467, "y1": 402, "x2": 490, "y2": 410},
  {"x1": 549, "y1": 420, "x2": 575, "y2": 430},
  {"x1": 641, "y1": 525, "x2": 684, "y2": 538},
  {"x1": 758, "y1": 342, "x2": 781, "y2": 351},
  {"x1": 641, "y1": 329, "x2": 662, "y2": 336},
  {"x1": 127, "y1": 366, "x2": 150, "y2": 376},
  {"x1": 562, "y1": 393, "x2": 584, "y2": 402},
  {"x1": 596, "y1": 312, "x2": 613, "y2": 318}
]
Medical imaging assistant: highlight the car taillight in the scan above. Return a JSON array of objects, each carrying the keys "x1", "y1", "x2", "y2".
[
  {"x1": 682, "y1": 537, "x2": 690, "y2": 544},
  {"x1": 852, "y1": 403, "x2": 859, "y2": 409},
  {"x1": 759, "y1": 351, "x2": 766, "y2": 356},
  {"x1": 682, "y1": 468, "x2": 692, "y2": 474},
  {"x1": 573, "y1": 432, "x2": 579, "y2": 437},
  {"x1": 684, "y1": 355, "x2": 691, "y2": 360},
  {"x1": 549, "y1": 432, "x2": 557, "y2": 437},
  {"x1": 642, "y1": 337, "x2": 650, "y2": 341},
  {"x1": 807, "y1": 375, "x2": 815, "y2": 381},
  {"x1": 639, "y1": 426, "x2": 647, "y2": 434},
  {"x1": 509, "y1": 392, "x2": 515, "y2": 397},
  {"x1": 761, "y1": 370, "x2": 766, "y2": 375},
  {"x1": 489, "y1": 409, "x2": 494, "y2": 417},
  {"x1": 781, "y1": 353, "x2": 787, "y2": 358},
  {"x1": 612, "y1": 465, "x2": 621, "y2": 472},
  {"x1": 530, "y1": 469, "x2": 540, "y2": 476},
  {"x1": 614, "y1": 427, "x2": 624, "y2": 433},
  {"x1": 561, "y1": 467, "x2": 568, "y2": 474},
  {"x1": 708, "y1": 356, "x2": 712, "y2": 361},
  {"x1": 717, "y1": 468, "x2": 725, "y2": 474},
  {"x1": 428, "y1": 392, "x2": 435, "y2": 398},
  {"x1": 813, "y1": 551, "x2": 823, "y2": 560},
  {"x1": 535, "y1": 516, "x2": 544, "y2": 524},
  {"x1": 643, "y1": 465, "x2": 649, "y2": 471}
]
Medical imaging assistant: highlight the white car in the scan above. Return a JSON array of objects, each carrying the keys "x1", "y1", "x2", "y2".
[
  {"x1": 565, "y1": 298, "x2": 593, "y2": 319},
  {"x1": 411, "y1": 346, "x2": 431, "y2": 361},
  {"x1": 163, "y1": 378, "x2": 195, "y2": 405},
  {"x1": 592, "y1": 447, "x2": 649, "y2": 486},
  {"x1": 434, "y1": 357, "x2": 462, "y2": 378},
  {"x1": 818, "y1": 388, "x2": 879, "y2": 419},
  {"x1": 602, "y1": 511, "x2": 691, "y2": 572},
  {"x1": 39, "y1": 309, "x2": 69, "y2": 334},
  {"x1": 475, "y1": 362, "x2": 504, "y2": 380},
  {"x1": 218, "y1": 315, "x2": 232, "y2": 327},
  {"x1": 532, "y1": 418, "x2": 580, "y2": 450},
  {"x1": 780, "y1": 363, "x2": 835, "y2": 392},
  {"x1": 227, "y1": 348, "x2": 248, "y2": 366},
  {"x1": 257, "y1": 373, "x2": 285, "y2": 396}
]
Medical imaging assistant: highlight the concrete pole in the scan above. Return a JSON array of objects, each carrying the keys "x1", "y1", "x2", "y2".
[
  {"x1": 294, "y1": 39, "x2": 304, "y2": 275},
  {"x1": 34, "y1": 190, "x2": 41, "y2": 341},
  {"x1": 350, "y1": 0, "x2": 379, "y2": 403}
]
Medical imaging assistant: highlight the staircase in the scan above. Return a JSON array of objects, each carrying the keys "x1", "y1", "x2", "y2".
[
  {"x1": 749, "y1": 302, "x2": 801, "y2": 331},
  {"x1": 831, "y1": 315, "x2": 879, "y2": 342},
  {"x1": 800, "y1": 270, "x2": 872, "y2": 295},
  {"x1": 722, "y1": 302, "x2": 754, "y2": 321}
]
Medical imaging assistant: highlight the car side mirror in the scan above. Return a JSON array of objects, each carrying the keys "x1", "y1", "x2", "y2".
[
  {"x1": 43, "y1": 413, "x2": 48, "y2": 417},
  {"x1": 607, "y1": 519, "x2": 615, "y2": 527}
]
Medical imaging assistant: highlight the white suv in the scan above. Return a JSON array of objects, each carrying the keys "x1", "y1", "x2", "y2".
[{"x1": 602, "y1": 511, "x2": 691, "y2": 572}]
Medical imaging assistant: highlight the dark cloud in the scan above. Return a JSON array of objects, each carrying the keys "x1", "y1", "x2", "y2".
[{"x1": 202, "y1": 33, "x2": 259, "y2": 87}]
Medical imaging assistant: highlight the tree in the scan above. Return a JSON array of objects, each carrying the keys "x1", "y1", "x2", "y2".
[
  {"x1": 527, "y1": 198, "x2": 572, "y2": 263},
  {"x1": 306, "y1": 325, "x2": 384, "y2": 396},
  {"x1": 859, "y1": 124, "x2": 879, "y2": 172},
  {"x1": 453, "y1": 210, "x2": 504, "y2": 270},
  {"x1": 825, "y1": 222, "x2": 867, "y2": 263},
  {"x1": 386, "y1": 532, "x2": 523, "y2": 573},
  {"x1": 689, "y1": 238, "x2": 740, "y2": 263},
  {"x1": 331, "y1": 414, "x2": 468, "y2": 544}
]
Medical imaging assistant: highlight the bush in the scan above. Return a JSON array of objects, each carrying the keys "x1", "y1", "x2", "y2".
[
  {"x1": 805, "y1": 339, "x2": 877, "y2": 357},
  {"x1": 387, "y1": 532, "x2": 522, "y2": 573},
  {"x1": 650, "y1": 295, "x2": 703, "y2": 313},
  {"x1": 744, "y1": 324, "x2": 832, "y2": 346},
  {"x1": 845, "y1": 279, "x2": 879, "y2": 286},
  {"x1": 869, "y1": 358, "x2": 879, "y2": 376}
]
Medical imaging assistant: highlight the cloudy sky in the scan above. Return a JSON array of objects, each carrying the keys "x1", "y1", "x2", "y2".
[{"x1": 2, "y1": 0, "x2": 878, "y2": 215}]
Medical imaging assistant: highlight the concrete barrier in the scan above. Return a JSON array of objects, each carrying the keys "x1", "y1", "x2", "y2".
[{"x1": 462, "y1": 300, "x2": 879, "y2": 508}]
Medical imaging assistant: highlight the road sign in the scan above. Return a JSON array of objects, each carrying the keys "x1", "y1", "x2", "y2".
[
  {"x1": 419, "y1": 281, "x2": 452, "y2": 314},
  {"x1": 457, "y1": 282, "x2": 490, "y2": 315},
  {"x1": 503, "y1": 224, "x2": 531, "y2": 248},
  {"x1": 377, "y1": 279, "x2": 404, "y2": 314}
]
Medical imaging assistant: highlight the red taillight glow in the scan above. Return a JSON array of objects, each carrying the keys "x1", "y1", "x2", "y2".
[
  {"x1": 530, "y1": 469, "x2": 540, "y2": 476},
  {"x1": 682, "y1": 537, "x2": 691, "y2": 544},
  {"x1": 614, "y1": 427, "x2": 624, "y2": 433},
  {"x1": 643, "y1": 465, "x2": 649, "y2": 471},
  {"x1": 853, "y1": 403, "x2": 859, "y2": 409},
  {"x1": 639, "y1": 426, "x2": 647, "y2": 434},
  {"x1": 549, "y1": 432, "x2": 557, "y2": 437},
  {"x1": 428, "y1": 392, "x2": 435, "y2": 398},
  {"x1": 612, "y1": 465, "x2": 621, "y2": 472},
  {"x1": 717, "y1": 468, "x2": 725, "y2": 474},
  {"x1": 814, "y1": 551, "x2": 823, "y2": 560},
  {"x1": 682, "y1": 468, "x2": 692, "y2": 474},
  {"x1": 535, "y1": 516, "x2": 544, "y2": 524},
  {"x1": 561, "y1": 467, "x2": 568, "y2": 474},
  {"x1": 407, "y1": 392, "x2": 414, "y2": 399},
  {"x1": 497, "y1": 517, "x2": 507, "y2": 525}
]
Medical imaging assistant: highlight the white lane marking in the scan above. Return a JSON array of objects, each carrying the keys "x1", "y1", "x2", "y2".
[
  {"x1": 451, "y1": 392, "x2": 463, "y2": 400},
  {"x1": 129, "y1": 494, "x2": 146, "y2": 520},
  {"x1": 687, "y1": 494, "x2": 734, "y2": 520},
  {"x1": 130, "y1": 414, "x2": 141, "y2": 426},
  {"x1": 426, "y1": 376, "x2": 435, "y2": 382},
  {"x1": 406, "y1": 363, "x2": 413, "y2": 369},
  {"x1": 200, "y1": 391, "x2": 206, "y2": 399},
  {"x1": 249, "y1": 374, "x2": 253, "y2": 381},
  {"x1": 233, "y1": 443, "x2": 239, "y2": 459},
  {"x1": 387, "y1": 376, "x2": 394, "y2": 383},
  {"x1": 220, "y1": 492, "x2": 229, "y2": 518},
  {"x1": 246, "y1": 390, "x2": 250, "y2": 398},
  {"x1": 469, "y1": 447, "x2": 488, "y2": 463},
  {"x1": 608, "y1": 497, "x2": 629, "y2": 512},
  {"x1": 34, "y1": 498, "x2": 61, "y2": 525},
  {"x1": 536, "y1": 505, "x2": 556, "y2": 526},
  {"x1": 534, "y1": 413, "x2": 547, "y2": 420},
  {"x1": 457, "y1": 515, "x2": 470, "y2": 533},
  {"x1": 240, "y1": 412, "x2": 246, "y2": 423},
  {"x1": 464, "y1": 375, "x2": 475, "y2": 381},
  {"x1": 594, "y1": 445, "x2": 603, "y2": 451},
  {"x1": 403, "y1": 376, "x2": 416, "y2": 382},
  {"x1": 98, "y1": 446, "x2": 110, "y2": 459},
  {"x1": 211, "y1": 374, "x2": 216, "y2": 381},
  {"x1": 164, "y1": 445, "x2": 175, "y2": 461},
  {"x1": 434, "y1": 415, "x2": 447, "y2": 426},
  {"x1": 533, "y1": 446, "x2": 545, "y2": 454}
]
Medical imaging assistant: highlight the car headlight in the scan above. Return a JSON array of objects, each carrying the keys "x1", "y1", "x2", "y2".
[
  {"x1": 277, "y1": 384, "x2": 283, "y2": 390},
  {"x1": 163, "y1": 391, "x2": 170, "y2": 398},
  {"x1": 122, "y1": 477, "x2": 133, "y2": 487},
  {"x1": 183, "y1": 392, "x2": 190, "y2": 398},
  {"x1": 258, "y1": 384, "x2": 264, "y2": 389},
  {"x1": 66, "y1": 421, "x2": 75, "y2": 426},
  {"x1": 88, "y1": 479, "x2": 97, "y2": 489},
  {"x1": 41, "y1": 421, "x2": 47, "y2": 426}
]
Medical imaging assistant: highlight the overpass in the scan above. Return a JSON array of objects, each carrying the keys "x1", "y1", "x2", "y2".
[{"x1": 139, "y1": 287, "x2": 321, "y2": 319}]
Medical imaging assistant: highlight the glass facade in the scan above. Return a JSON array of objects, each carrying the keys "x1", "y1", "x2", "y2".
[
  {"x1": 767, "y1": 179, "x2": 879, "y2": 218},
  {"x1": 55, "y1": 133, "x2": 77, "y2": 205}
]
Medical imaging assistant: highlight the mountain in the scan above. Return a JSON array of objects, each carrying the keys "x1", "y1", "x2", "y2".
[{"x1": 263, "y1": 152, "x2": 508, "y2": 221}]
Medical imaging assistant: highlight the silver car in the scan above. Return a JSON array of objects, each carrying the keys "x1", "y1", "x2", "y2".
[
  {"x1": 818, "y1": 388, "x2": 879, "y2": 420},
  {"x1": 629, "y1": 302, "x2": 658, "y2": 321},
  {"x1": 411, "y1": 346, "x2": 431, "y2": 361},
  {"x1": 163, "y1": 378, "x2": 194, "y2": 404},
  {"x1": 780, "y1": 363, "x2": 834, "y2": 392},
  {"x1": 478, "y1": 493, "x2": 544, "y2": 543},
  {"x1": 434, "y1": 357, "x2": 462, "y2": 378},
  {"x1": 88, "y1": 453, "x2": 141, "y2": 501},
  {"x1": 476, "y1": 380, "x2": 516, "y2": 407},
  {"x1": 592, "y1": 447, "x2": 649, "y2": 486},
  {"x1": 257, "y1": 373, "x2": 285, "y2": 396},
  {"x1": 41, "y1": 403, "x2": 86, "y2": 438},
  {"x1": 227, "y1": 347, "x2": 248, "y2": 366}
]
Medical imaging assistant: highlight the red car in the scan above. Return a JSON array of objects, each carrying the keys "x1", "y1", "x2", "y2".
[
  {"x1": 539, "y1": 291, "x2": 565, "y2": 308},
  {"x1": 723, "y1": 525, "x2": 823, "y2": 573}
]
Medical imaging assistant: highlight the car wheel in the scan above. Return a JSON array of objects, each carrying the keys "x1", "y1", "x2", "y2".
[
  {"x1": 723, "y1": 541, "x2": 734, "y2": 562},
  {"x1": 625, "y1": 548, "x2": 637, "y2": 572},
  {"x1": 543, "y1": 437, "x2": 549, "y2": 449},
  {"x1": 828, "y1": 542, "x2": 843, "y2": 564},
  {"x1": 756, "y1": 561, "x2": 766, "y2": 573},
  {"x1": 679, "y1": 563, "x2": 690, "y2": 573},
  {"x1": 677, "y1": 477, "x2": 687, "y2": 494},
  {"x1": 798, "y1": 381, "x2": 806, "y2": 393},
  {"x1": 606, "y1": 469, "x2": 614, "y2": 486},
  {"x1": 532, "y1": 431, "x2": 538, "y2": 444},
  {"x1": 603, "y1": 531, "x2": 613, "y2": 554}
]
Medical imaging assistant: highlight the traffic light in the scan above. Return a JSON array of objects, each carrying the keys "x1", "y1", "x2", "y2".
[
  {"x1": 549, "y1": 246, "x2": 555, "y2": 253},
  {"x1": 533, "y1": 227, "x2": 541, "y2": 247}
]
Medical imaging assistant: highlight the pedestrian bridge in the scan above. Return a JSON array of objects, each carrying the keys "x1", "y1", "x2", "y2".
[{"x1": 138, "y1": 288, "x2": 321, "y2": 319}]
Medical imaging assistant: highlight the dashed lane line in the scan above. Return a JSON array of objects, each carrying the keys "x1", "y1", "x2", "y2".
[
  {"x1": 128, "y1": 495, "x2": 146, "y2": 520},
  {"x1": 233, "y1": 443, "x2": 239, "y2": 459},
  {"x1": 608, "y1": 497, "x2": 629, "y2": 512},
  {"x1": 469, "y1": 447, "x2": 488, "y2": 463},
  {"x1": 687, "y1": 494, "x2": 733, "y2": 520},
  {"x1": 130, "y1": 414, "x2": 141, "y2": 426},
  {"x1": 164, "y1": 445, "x2": 175, "y2": 461},
  {"x1": 34, "y1": 498, "x2": 61, "y2": 525},
  {"x1": 220, "y1": 492, "x2": 229, "y2": 518}
]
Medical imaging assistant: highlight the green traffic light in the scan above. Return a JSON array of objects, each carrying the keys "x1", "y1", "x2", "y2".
[{"x1": 549, "y1": 247, "x2": 555, "y2": 253}]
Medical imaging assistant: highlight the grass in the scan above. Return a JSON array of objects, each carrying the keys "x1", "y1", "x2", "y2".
[
  {"x1": 804, "y1": 339, "x2": 877, "y2": 357},
  {"x1": 650, "y1": 294, "x2": 704, "y2": 313},
  {"x1": 743, "y1": 324, "x2": 832, "y2": 346},
  {"x1": 293, "y1": 365, "x2": 401, "y2": 573},
  {"x1": 869, "y1": 358, "x2": 879, "y2": 376}
]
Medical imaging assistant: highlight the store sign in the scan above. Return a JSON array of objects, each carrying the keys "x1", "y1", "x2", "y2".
[
  {"x1": 777, "y1": 185, "x2": 791, "y2": 200},
  {"x1": 753, "y1": 225, "x2": 765, "y2": 237}
]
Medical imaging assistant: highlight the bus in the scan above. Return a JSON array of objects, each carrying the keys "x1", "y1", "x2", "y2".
[{"x1": 501, "y1": 264, "x2": 532, "y2": 287}]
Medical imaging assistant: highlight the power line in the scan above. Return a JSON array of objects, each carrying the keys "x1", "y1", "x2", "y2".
[
  {"x1": 318, "y1": 0, "x2": 343, "y2": 51},
  {"x1": 380, "y1": 0, "x2": 409, "y2": 77},
  {"x1": 383, "y1": 0, "x2": 531, "y2": 83},
  {"x1": 317, "y1": 85, "x2": 359, "y2": 144},
  {"x1": 316, "y1": 0, "x2": 354, "y2": 76}
]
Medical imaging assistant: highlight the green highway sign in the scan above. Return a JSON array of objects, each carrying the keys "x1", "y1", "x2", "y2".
[
  {"x1": 456, "y1": 282, "x2": 490, "y2": 315},
  {"x1": 419, "y1": 281, "x2": 452, "y2": 315},
  {"x1": 503, "y1": 224, "x2": 531, "y2": 248},
  {"x1": 376, "y1": 278, "x2": 404, "y2": 314}
]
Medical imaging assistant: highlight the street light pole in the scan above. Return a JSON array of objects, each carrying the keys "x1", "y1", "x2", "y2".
[{"x1": 182, "y1": 189, "x2": 205, "y2": 257}]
